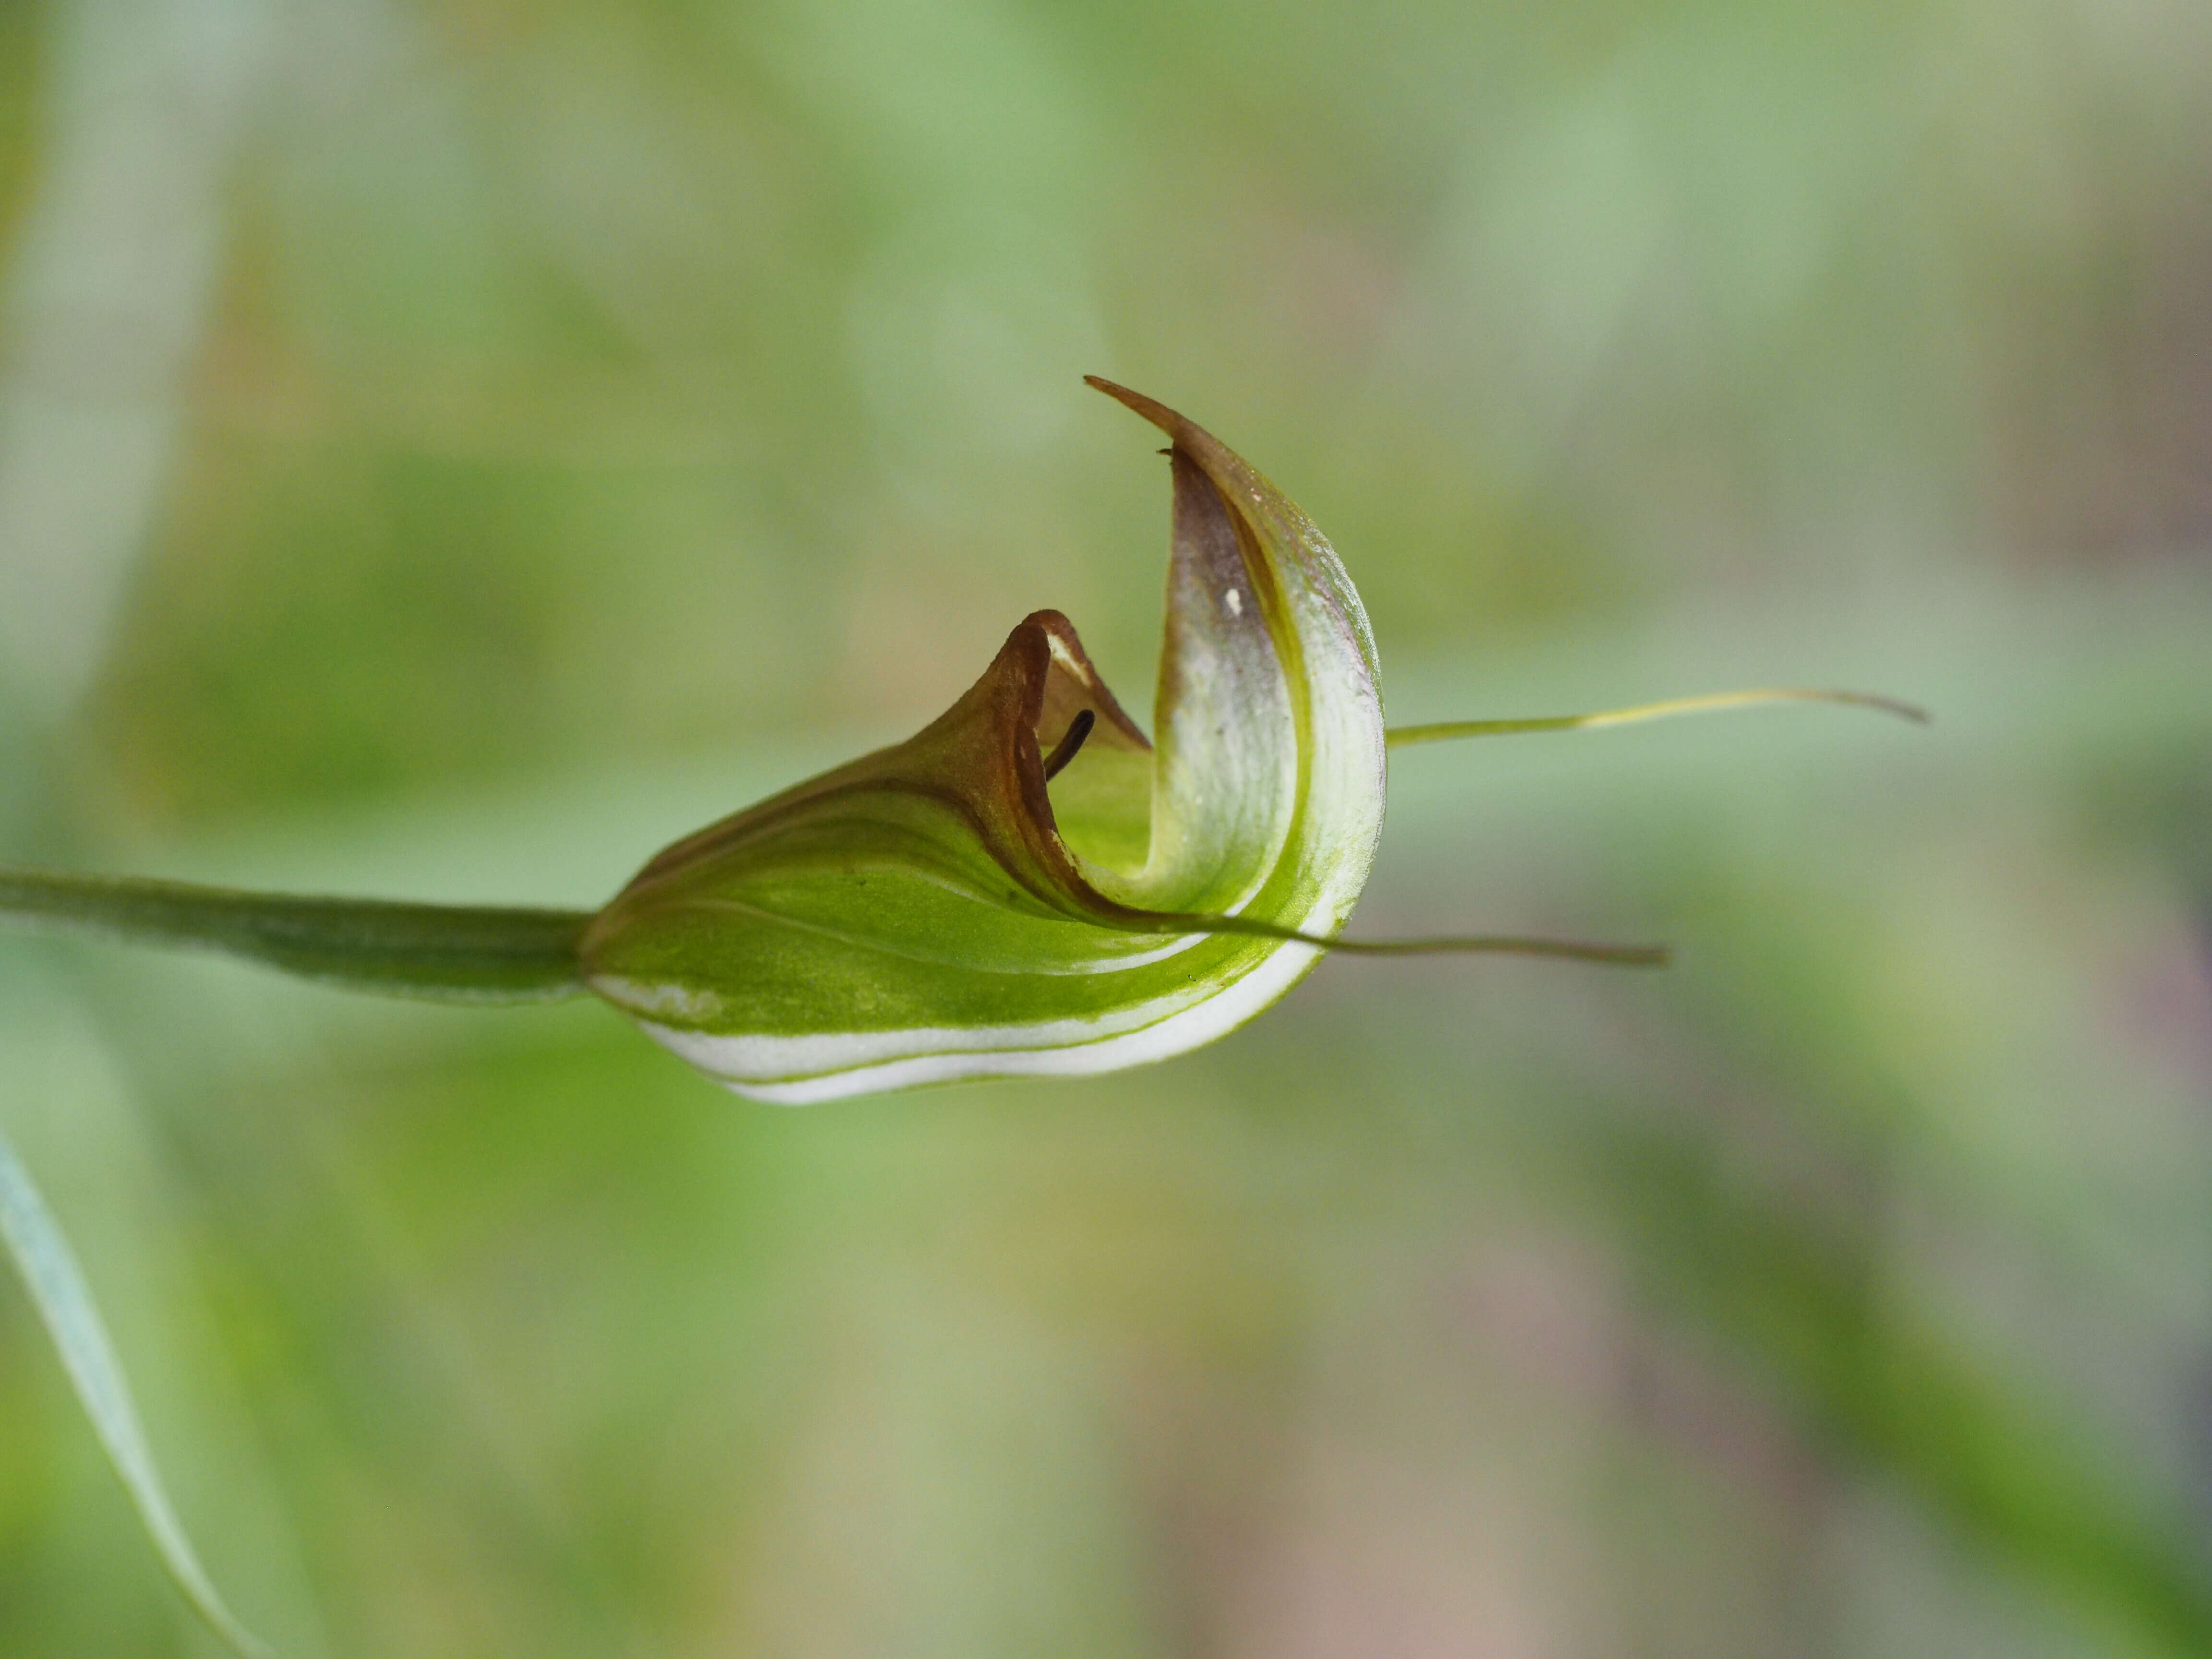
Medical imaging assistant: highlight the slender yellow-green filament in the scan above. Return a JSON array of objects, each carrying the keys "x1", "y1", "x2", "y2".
[
  {"x1": 1157, "y1": 910, "x2": 1669, "y2": 966},
  {"x1": 1387, "y1": 687, "x2": 1929, "y2": 748}
]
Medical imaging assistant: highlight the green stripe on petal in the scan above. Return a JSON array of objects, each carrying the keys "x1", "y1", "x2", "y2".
[{"x1": 581, "y1": 383, "x2": 1387, "y2": 1101}]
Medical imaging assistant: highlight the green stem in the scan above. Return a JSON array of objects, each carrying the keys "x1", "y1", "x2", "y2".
[{"x1": 0, "y1": 866, "x2": 591, "y2": 1003}]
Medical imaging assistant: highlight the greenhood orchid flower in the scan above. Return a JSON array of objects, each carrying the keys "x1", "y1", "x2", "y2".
[
  {"x1": 581, "y1": 379, "x2": 1396, "y2": 1101},
  {"x1": 577, "y1": 379, "x2": 1919, "y2": 1101},
  {"x1": 0, "y1": 379, "x2": 1922, "y2": 1655}
]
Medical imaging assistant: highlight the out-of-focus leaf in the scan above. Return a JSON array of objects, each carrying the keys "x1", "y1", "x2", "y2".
[{"x1": 0, "y1": 1125, "x2": 274, "y2": 1659}]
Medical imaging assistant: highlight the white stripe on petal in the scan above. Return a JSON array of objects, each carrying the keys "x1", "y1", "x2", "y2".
[{"x1": 635, "y1": 932, "x2": 1330, "y2": 1103}]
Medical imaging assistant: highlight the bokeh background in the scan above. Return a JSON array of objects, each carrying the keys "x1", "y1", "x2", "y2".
[{"x1": 3, "y1": 0, "x2": 2212, "y2": 1652}]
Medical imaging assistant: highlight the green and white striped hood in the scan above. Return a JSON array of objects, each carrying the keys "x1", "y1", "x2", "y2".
[{"x1": 580, "y1": 381, "x2": 1387, "y2": 1102}]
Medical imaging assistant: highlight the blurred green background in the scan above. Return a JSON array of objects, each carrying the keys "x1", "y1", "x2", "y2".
[{"x1": 3, "y1": 0, "x2": 2212, "y2": 1652}]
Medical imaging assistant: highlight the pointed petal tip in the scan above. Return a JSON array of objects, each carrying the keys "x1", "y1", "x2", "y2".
[{"x1": 1083, "y1": 375, "x2": 1190, "y2": 444}]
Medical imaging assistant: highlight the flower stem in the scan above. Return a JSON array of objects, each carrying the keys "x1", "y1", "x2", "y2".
[{"x1": 0, "y1": 866, "x2": 590, "y2": 1002}]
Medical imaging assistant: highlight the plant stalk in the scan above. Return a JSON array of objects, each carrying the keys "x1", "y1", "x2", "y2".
[{"x1": 0, "y1": 866, "x2": 591, "y2": 1002}]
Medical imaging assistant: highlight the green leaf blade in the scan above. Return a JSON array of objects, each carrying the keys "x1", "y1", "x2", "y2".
[{"x1": 0, "y1": 1126, "x2": 275, "y2": 1659}]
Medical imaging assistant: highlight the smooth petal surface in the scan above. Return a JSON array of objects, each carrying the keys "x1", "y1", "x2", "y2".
[{"x1": 582, "y1": 383, "x2": 1385, "y2": 1101}]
